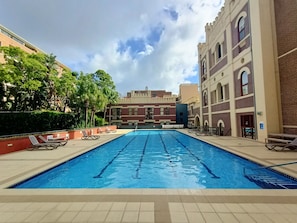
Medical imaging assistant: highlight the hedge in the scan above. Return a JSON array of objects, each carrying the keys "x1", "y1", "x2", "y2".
[{"x1": 0, "y1": 111, "x2": 76, "y2": 136}]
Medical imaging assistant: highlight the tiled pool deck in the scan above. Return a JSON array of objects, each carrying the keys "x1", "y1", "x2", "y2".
[{"x1": 0, "y1": 129, "x2": 297, "y2": 223}]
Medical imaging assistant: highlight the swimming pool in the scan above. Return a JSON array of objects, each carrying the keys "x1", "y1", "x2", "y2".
[{"x1": 12, "y1": 130, "x2": 297, "y2": 189}]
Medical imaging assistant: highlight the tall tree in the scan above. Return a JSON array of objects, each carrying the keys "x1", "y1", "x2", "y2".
[
  {"x1": 0, "y1": 46, "x2": 47, "y2": 111},
  {"x1": 94, "y1": 70, "x2": 119, "y2": 122},
  {"x1": 75, "y1": 73, "x2": 105, "y2": 127},
  {"x1": 55, "y1": 70, "x2": 77, "y2": 112}
]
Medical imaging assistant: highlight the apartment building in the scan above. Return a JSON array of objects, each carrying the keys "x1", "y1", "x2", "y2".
[
  {"x1": 197, "y1": 0, "x2": 292, "y2": 142},
  {"x1": 106, "y1": 88, "x2": 177, "y2": 128},
  {"x1": 0, "y1": 24, "x2": 68, "y2": 73}
]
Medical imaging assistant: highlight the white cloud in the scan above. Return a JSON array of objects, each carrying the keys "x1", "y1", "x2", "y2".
[{"x1": 0, "y1": 0, "x2": 224, "y2": 95}]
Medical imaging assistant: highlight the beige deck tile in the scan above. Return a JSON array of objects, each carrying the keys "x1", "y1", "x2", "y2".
[
  {"x1": 140, "y1": 202, "x2": 154, "y2": 211},
  {"x1": 186, "y1": 212, "x2": 205, "y2": 223},
  {"x1": 88, "y1": 211, "x2": 109, "y2": 222},
  {"x1": 269, "y1": 204, "x2": 295, "y2": 214},
  {"x1": 169, "y1": 203, "x2": 185, "y2": 212},
  {"x1": 105, "y1": 211, "x2": 124, "y2": 222},
  {"x1": 39, "y1": 211, "x2": 64, "y2": 222},
  {"x1": 283, "y1": 214, "x2": 297, "y2": 223},
  {"x1": 55, "y1": 202, "x2": 72, "y2": 211},
  {"x1": 23, "y1": 203, "x2": 43, "y2": 211},
  {"x1": 170, "y1": 211, "x2": 189, "y2": 223},
  {"x1": 5, "y1": 211, "x2": 32, "y2": 222},
  {"x1": 72, "y1": 211, "x2": 93, "y2": 222},
  {"x1": 23, "y1": 211, "x2": 49, "y2": 222},
  {"x1": 238, "y1": 203, "x2": 260, "y2": 213},
  {"x1": 265, "y1": 213, "x2": 291, "y2": 223},
  {"x1": 56, "y1": 211, "x2": 78, "y2": 222},
  {"x1": 97, "y1": 202, "x2": 113, "y2": 211},
  {"x1": 122, "y1": 211, "x2": 139, "y2": 222},
  {"x1": 38, "y1": 202, "x2": 58, "y2": 211},
  {"x1": 283, "y1": 204, "x2": 297, "y2": 214},
  {"x1": 202, "y1": 212, "x2": 223, "y2": 222},
  {"x1": 182, "y1": 203, "x2": 199, "y2": 212},
  {"x1": 125, "y1": 202, "x2": 141, "y2": 211},
  {"x1": 4, "y1": 202, "x2": 31, "y2": 211},
  {"x1": 217, "y1": 213, "x2": 239, "y2": 223},
  {"x1": 0, "y1": 212, "x2": 16, "y2": 222},
  {"x1": 211, "y1": 203, "x2": 230, "y2": 213},
  {"x1": 82, "y1": 202, "x2": 100, "y2": 211},
  {"x1": 196, "y1": 203, "x2": 215, "y2": 212},
  {"x1": 224, "y1": 203, "x2": 246, "y2": 213},
  {"x1": 249, "y1": 213, "x2": 277, "y2": 223},
  {"x1": 253, "y1": 203, "x2": 276, "y2": 213},
  {"x1": 67, "y1": 202, "x2": 86, "y2": 211},
  {"x1": 233, "y1": 213, "x2": 256, "y2": 223},
  {"x1": 110, "y1": 202, "x2": 127, "y2": 211},
  {"x1": 138, "y1": 211, "x2": 154, "y2": 223}
]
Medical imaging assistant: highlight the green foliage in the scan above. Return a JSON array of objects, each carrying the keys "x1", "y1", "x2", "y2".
[
  {"x1": 95, "y1": 116, "x2": 107, "y2": 126},
  {"x1": 0, "y1": 46, "x2": 120, "y2": 132},
  {"x1": 0, "y1": 111, "x2": 77, "y2": 135}
]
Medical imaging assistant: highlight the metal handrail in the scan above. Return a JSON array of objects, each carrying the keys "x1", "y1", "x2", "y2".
[{"x1": 244, "y1": 161, "x2": 297, "y2": 176}]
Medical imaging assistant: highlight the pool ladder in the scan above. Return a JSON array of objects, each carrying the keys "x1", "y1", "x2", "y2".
[{"x1": 243, "y1": 161, "x2": 297, "y2": 189}]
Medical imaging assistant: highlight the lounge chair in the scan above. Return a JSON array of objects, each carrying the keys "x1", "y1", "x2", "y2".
[
  {"x1": 106, "y1": 127, "x2": 117, "y2": 133},
  {"x1": 81, "y1": 130, "x2": 99, "y2": 140},
  {"x1": 265, "y1": 138, "x2": 297, "y2": 151},
  {"x1": 38, "y1": 135, "x2": 68, "y2": 146},
  {"x1": 28, "y1": 135, "x2": 60, "y2": 150}
]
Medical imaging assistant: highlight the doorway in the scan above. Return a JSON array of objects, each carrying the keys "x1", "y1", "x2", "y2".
[{"x1": 240, "y1": 115, "x2": 255, "y2": 139}]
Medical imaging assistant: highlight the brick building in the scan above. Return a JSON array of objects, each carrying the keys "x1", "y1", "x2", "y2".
[
  {"x1": 106, "y1": 88, "x2": 177, "y2": 128},
  {"x1": 197, "y1": 0, "x2": 297, "y2": 142},
  {"x1": 273, "y1": 0, "x2": 297, "y2": 134}
]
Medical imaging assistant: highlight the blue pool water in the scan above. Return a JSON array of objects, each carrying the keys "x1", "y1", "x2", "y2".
[{"x1": 12, "y1": 130, "x2": 297, "y2": 189}]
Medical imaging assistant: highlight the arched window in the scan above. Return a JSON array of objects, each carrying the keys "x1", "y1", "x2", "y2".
[
  {"x1": 202, "y1": 59, "x2": 206, "y2": 74},
  {"x1": 216, "y1": 43, "x2": 222, "y2": 60},
  {"x1": 201, "y1": 59, "x2": 207, "y2": 81},
  {"x1": 241, "y1": 71, "x2": 248, "y2": 95},
  {"x1": 203, "y1": 90, "x2": 208, "y2": 106},
  {"x1": 238, "y1": 17, "x2": 245, "y2": 41}
]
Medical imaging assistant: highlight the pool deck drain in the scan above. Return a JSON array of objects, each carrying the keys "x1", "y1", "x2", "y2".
[{"x1": 0, "y1": 129, "x2": 297, "y2": 222}]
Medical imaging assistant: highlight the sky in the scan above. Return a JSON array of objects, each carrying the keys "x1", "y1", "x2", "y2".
[{"x1": 0, "y1": 0, "x2": 224, "y2": 96}]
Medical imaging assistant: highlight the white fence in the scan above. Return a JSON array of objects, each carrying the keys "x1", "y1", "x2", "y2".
[{"x1": 162, "y1": 124, "x2": 184, "y2": 129}]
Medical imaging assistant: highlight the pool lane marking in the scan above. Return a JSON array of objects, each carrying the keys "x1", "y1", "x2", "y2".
[
  {"x1": 133, "y1": 133, "x2": 150, "y2": 179},
  {"x1": 169, "y1": 132, "x2": 220, "y2": 179},
  {"x1": 159, "y1": 133, "x2": 177, "y2": 176},
  {"x1": 93, "y1": 136, "x2": 137, "y2": 178}
]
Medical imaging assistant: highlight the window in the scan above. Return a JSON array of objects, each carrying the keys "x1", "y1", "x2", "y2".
[
  {"x1": 238, "y1": 17, "x2": 245, "y2": 41},
  {"x1": 217, "y1": 83, "x2": 224, "y2": 102},
  {"x1": 202, "y1": 59, "x2": 207, "y2": 74},
  {"x1": 211, "y1": 90, "x2": 216, "y2": 104},
  {"x1": 203, "y1": 91, "x2": 208, "y2": 106},
  {"x1": 201, "y1": 59, "x2": 207, "y2": 81},
  {"x1": 216, "y1": 43, "x2": 222, "y2": 60},
  {"x1": 145, "y1": 107, "x2": 153, "y2": 119},
  {"x1": 241, "y1": 71, "x2": 248, "y2": 95},
  {"x1": 165, "y1": 107, "x2": 170, "y2": 115}
]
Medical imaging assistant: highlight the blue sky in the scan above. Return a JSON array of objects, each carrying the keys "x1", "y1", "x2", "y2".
[{"x1": 0, "y1": 0, "x2": 224, "y2": 95}]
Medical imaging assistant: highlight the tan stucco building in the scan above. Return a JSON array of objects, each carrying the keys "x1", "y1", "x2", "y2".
[
  {"x1": 0, "y1": 24, "x2": 68, "y2": 73},
  {"x1": 198, "y1": 0, "x2": 297, "y2": 142}
]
